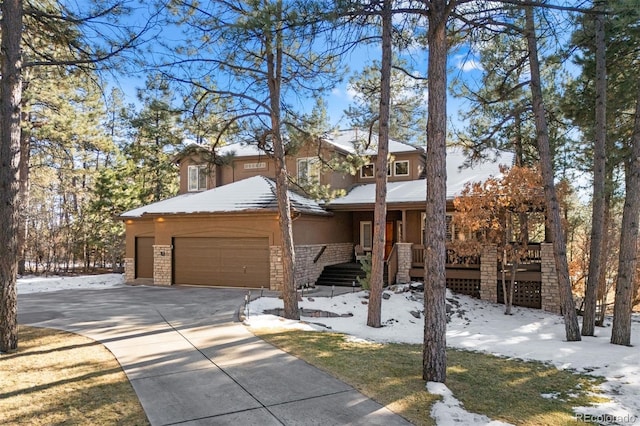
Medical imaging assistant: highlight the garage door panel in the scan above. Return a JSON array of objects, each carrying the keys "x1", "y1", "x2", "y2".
[
  {"x1": 173, "y1": 237, "x2": 268, "y2": 288},
  {"x1": 135, "y1": 237, "x2": 154, "y2": 279}
]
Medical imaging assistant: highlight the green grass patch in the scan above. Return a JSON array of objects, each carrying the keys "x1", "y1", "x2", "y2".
[
  {"x1": 0, "y1": 325, "x2": 149, "y2": 425},
  {"x1": 252, "y1": 329, "x2": 607, "y2": 426}
]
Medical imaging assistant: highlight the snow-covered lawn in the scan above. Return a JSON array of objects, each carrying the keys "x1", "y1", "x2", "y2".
[
  {"x1": 17, "y1": 273, "x2": 125, "y2": 294},
  {"x1": 16, "y1": 275, "x2": 639, "y2": 425},
  {"x1": 245, "y1": 286, "x2": 640, "y2": 426}
]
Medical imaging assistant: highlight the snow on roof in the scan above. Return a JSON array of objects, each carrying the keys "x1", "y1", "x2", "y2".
[
  {"x1": 216, "y1": 142, "x2": 267, "y2": 157},
  {"x1": 324, "y1": 129, "x2": 422, "y2": 155},
  {"x1": 193, "y1": 129, "x2": 422, "y2": 159},
  {"x1": 328, "y1": 149, "x2": 514, "y2": 206},
  {"x1": 120, "y1": 176, "x2": 329, "y2": 218}
]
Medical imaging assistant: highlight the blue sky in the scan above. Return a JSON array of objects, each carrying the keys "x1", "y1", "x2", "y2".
[{"x1": 106, "y1": 2, "x2": 484, "y2": 141}]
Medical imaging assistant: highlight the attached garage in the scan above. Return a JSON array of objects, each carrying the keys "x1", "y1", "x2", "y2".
[
  {"x1": 135, "y1": 237, "x2": 154, "y2": 279},
  {"x1": 173, "y1": 237, "x2": 269, "y2": 288}
]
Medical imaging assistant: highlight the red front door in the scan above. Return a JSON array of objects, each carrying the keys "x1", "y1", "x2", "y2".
[{"x1": 385, "y1": 221, "x2": 394, "y2": 259}]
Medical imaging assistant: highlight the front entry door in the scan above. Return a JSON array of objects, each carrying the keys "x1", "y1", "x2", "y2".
[{"x1": 385, "y1": 221, "x2": 395, "y2": 259}]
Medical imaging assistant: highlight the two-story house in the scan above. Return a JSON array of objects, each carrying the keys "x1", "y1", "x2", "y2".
[{"x1": 121, "y1": 129, "x2": 562, "y2": 313}]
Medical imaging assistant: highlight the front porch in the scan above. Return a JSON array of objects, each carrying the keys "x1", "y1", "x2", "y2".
[{"x1": 387, "y1": 242, "x2": 560, "y2": 314}]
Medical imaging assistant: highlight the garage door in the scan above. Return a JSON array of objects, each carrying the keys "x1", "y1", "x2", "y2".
[
  {"x1": 135, "y1": 237, "x2": 154, "y2": 279},
  {"x1": 173, "y1": 237, "x2": 269, "y2": 288}
]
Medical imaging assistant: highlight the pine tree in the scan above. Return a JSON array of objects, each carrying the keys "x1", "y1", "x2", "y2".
[{"x1": 123, "y1": 74, "x2": 182, "y2": 205}]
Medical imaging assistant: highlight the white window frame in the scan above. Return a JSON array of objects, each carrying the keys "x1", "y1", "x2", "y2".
[
  {"x1": 421, "y1": 213, "x2": 455, "y2": 244},
  {"x1": 297, "y1": 157, "x2": 320, "y2": 183},
  {"x1": 360, "y1": 163, "x2": 374, "y2": 178},
  {"x1": 360, "y1": 221, "x2": 373, "y2": 251},
  {"x1": 394, "y1": 160, "x2": 410, "y2": 176},
  {"x1": 187, "y1": 165, "x2": 208, "y2": 192}
]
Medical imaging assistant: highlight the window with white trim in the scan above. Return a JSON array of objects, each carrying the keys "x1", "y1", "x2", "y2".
[
  {"x1": 360, "y1": 163, "x2": 374, "y2": 178},
  {"x1": 188, "y1": 165, "x2": 208, "y2": 192},
  {"x1": 360, "y1": 221, "x2": 373, "y2": 250},
  {"x1": 421, "y1": 213, "x2": 455, "y2": 244},
  {"x1": 297, "y1": 157, "x2": 320, "y2": 183},
  {"x1": 394, "y1": 160, "x2": 409, "y2": 176}
]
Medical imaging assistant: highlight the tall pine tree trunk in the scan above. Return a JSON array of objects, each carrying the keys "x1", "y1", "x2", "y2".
[
  {"x1": 266, "y1": 0, "x2": 299, "y2": 320},
  {"x1": 17, "y1": 110, "x2": 31, "y2": 276},
  {"x1": 583, "y1": 1, "x2": 607, "y2": 336},
  {"x1": 367, "y1": 0, "x2": 392, "y2": 328},
  {"x1": 610, "y1": 81, "x2": 640, "y2": 346},
  {"x1": 524, "y1": 5, "x2": 581, "y2": 342},
  {"x1": 423, "y1": 0, "x2": 448, "y2": 383},
  {"x1": 0, "y1": 0, "x2": 23, "y2": 353}
]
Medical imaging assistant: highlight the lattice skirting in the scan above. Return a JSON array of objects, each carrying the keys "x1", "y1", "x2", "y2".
[
  {"x1": 446, "y1": 278, "x2": 481, "y2": 298},
  {"x1": 496, "y1": 280, "x2": 542, "y2": 309}
]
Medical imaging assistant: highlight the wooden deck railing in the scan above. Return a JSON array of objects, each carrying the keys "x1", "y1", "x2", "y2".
[
  {"x1": 385, "y1": 244, "x2": 398, "y2": 285},
  {"x1": 411, "y1": 243, "x2": 542, "y2": 269},
  {"x1": 411, "y1": 245, "x2": 480, "y2": 269}
]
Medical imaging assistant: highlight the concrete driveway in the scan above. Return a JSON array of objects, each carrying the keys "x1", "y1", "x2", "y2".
[{"x1": 18, "y1": 284, "x2": 412, "y2": 425}]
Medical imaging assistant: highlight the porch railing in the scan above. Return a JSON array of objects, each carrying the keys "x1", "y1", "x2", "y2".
[
  {"x1": 411, "y1": 245, "x2": 480, "y2": 269},
  {"x1": 385, "y1": 244, "x2": 398, "y2": 286},
  {"x1": 412, "y1": 243, "x2": 543, "y2": 269}
]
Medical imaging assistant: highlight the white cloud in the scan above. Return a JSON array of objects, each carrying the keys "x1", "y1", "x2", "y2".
[{"x1": 456, "y1": 57, "x2": 483, "y2": 72}]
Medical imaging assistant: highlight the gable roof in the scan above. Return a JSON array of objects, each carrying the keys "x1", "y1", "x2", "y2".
[
  {"x1": 324, "y1": 129, "x2": 423, "y2": 156},
  {"x1": 326, "y1": 148, "x2": 514, "y2": 208},
  {"x1": 174, "y1": 129, "x2": 422, "y2": 162},
  {"x1": 120, "y1": 176, "x2": 330, "y2": 218}
]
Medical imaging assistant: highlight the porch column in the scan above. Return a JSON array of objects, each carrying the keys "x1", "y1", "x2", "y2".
[
  {"x1": 540, "y1": 242, "x2": 561, "y2": 314},
  {"x1": 480, "y1": 244, "x2": 497, "y2": 303},
  {"x1": 153, "y1": 245, "x2": 172, "y2": 286},
  {"x1": 395, "y1": 242, "x2": 412, "y2": 284}
]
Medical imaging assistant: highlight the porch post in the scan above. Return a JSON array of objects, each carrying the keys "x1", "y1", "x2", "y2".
[
  {"x1": 395, "y1": 242, "x2": 412, "y2": 284},
  {"x1": 540, "y1": 242, "x2": 562, "y2": 314},
  {"x1": 480, "y1": 244, "x2": 497, "y2": 303}
]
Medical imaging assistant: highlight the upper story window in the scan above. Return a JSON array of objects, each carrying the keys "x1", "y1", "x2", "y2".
[
  {"x1": 297, "y1": 157, "x2": 320, "y2": 183},
  {"x1": 188, "y1": 165, "x2": 208, "y2": 192},
  {"x1": 394, "y1": 160, "x2": 409, "y2": 176},
  {"x1": 244, "y1": 162, "x2": 266, "y2": 170},
  {"x1": 360, "y1": 163, "x2": 374, "y2": 178}
]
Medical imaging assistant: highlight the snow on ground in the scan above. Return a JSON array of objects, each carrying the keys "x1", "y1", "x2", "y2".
[
  {"x1": 17, "y1": 273, "x2": 124, "y2": 294},
  {"x1": 245, "y1": 286, "x2": 640, "y2": 426}
]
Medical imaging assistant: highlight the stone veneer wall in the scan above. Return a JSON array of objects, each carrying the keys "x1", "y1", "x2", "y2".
[
  {"x1": 124, "y1": 258, "x2": 135, "y2": 283},
  {"x1": 295, "y1": 243, "x2": 354, "y2": 287},
  {"x1": 540, "y1": 242, "x2": 561, "y2": 314},
  {"x1": 270, "y1": 246, "x2": 284, "y2": 292},
  {"x1": 395, "y1": 243, "x2": 412, "y2": 284},
  {"x1": 480, "y1": 244, "x2": 498, "y2": 303},
  {"x1": 153, "y1": 245, "x2": 172, "y2": 286},
  {"x1": 270, "y1": 243, "x2": 354, "y2": 291}
]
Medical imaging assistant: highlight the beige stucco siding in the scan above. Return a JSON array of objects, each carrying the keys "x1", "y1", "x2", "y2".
[
  {"x1": 292, "y1": 212, "x2": 352, "y2": 245},
  {"x1": 124, "y1": 220, "x2": 155, "y2": 258}
]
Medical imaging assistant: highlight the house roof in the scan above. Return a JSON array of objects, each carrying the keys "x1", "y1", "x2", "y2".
[
  {"x1": 324, "y1": 129, "x2": 423, "y2": 156},
  {"x1": 326, "y1": 149, "x2": 514, "y2": 208},
  {"x1": 120, "y1": 176, "x2": 330, "y2": 218},
  {"x1": 175, "y1": 129, "x2": 422, "y2": 161}
]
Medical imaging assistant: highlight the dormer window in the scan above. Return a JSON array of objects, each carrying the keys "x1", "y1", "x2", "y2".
[
  {"x1": 188, "y1": 165, "x2": 208, "y2": 192},
  {"x1": 360, "y1": 163, "x2": 374, "y2": 178}
]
